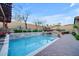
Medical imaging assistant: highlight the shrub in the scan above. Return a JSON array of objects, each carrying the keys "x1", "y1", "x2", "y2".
[
  {"x1": 14, "y1": 29, "x2": 22, "y2": 33},
  {"x1": 72, "y1": 32, "x2": 76, "y2": 36},
  {"x1": 23, "y1": 30, "x2": 27, "y2": 32},
  {"x1": 14, "y1": 29, "x2": 43, "y2": 33},
  {"x1": 61, "y1": 31, "x2": 69, "y2": 34},
  {"x1": 74, "y1": 34, "x2": 79, "y2": 40},
  {"x1": 32, "y1": 29, "x2": 38, "y2": 32},
  {"x1": 32, "y1": 29, "x2": 42, "y2": 32},
  {"x1": 73, "y1": 25, "x2": 78, "y2": 28}
]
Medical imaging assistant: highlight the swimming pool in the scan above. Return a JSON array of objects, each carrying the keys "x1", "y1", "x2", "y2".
[{"x1": 8, "y1": 34, "x2": 57, "y2": 56}]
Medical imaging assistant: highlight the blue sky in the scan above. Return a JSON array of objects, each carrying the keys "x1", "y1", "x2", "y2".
[{"x1": 12, "y1": 3, "x2": 79, "y2": 25}]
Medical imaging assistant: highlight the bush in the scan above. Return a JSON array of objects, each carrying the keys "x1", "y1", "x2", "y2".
[
  {"x1": 32, "y1": 29, "x2": 42, "y2": 32},
  {"x1": 14, "y1": 29, "x2": 43, "y2": 33},
  {"x1": 74, "y1": 34, "x2": 79, "y2": 40},
  {"x1": 61, "y1": 31, "x2": 69, "y2": 34},
  {"x1": 73, "y1": 25, "x2": 78, "y2": 28},
  {"x1": 32, "y1": 29, "x2": 38, "y2": 32},
  {"x1": 23, "y1": 30, "x2": 27, "y2": 32},
  {"x1": 72, "y1": 32, "x2": 79, "y2": 40},
  {"x1": 72, "y1": 32, "x2": 76, "y2": 36},
  {"x1": 14, "y1": 29, "x2": 22, "y2": 33},
  {"x1": 14, "y1": 29, "x2": 32, "y2": 33}
]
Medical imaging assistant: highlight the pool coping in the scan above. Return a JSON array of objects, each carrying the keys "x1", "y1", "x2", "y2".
[
  {"x1": 10, "y1": 32, "x2": 42, "y2": 40},
  {"x1": 0, "y1": 34, "x2": 9, "y2": 56},
  {"x1": 27, "y1": 37, "x2": 60, "y2": 56}
]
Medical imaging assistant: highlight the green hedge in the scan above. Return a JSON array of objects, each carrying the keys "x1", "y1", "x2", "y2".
[
  {"x1": 14, "y1": 29, "x2": 43, "y2": 33},
  {"x1": 73, "y1": 25, "x2": 78, "y2": 28},
  {"x1": 14, "y1": 30, "x2": 22, "y2": 33},
  {"x1": 32, "y1": 29, "x2": 38, "y2": 32},
  {"x1": 22, "y1": 30, "x2": 27, "y2": 32},
  {"x1": 72, "y1": 32, "x2": 79, "y2": 40},
  {"x1": 74, "y1": 34, "x2": 79, "y2": 40},
  {"x1": 72, "y1": 32, "x2": 76, "y2": 36}
]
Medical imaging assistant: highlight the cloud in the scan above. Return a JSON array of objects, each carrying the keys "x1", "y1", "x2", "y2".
[
  {"x1": 28, "y1": 12, "x2": 75, "y2": 25},
  {"x1": 13, "y1": 8, "x2": 79, "y2": 25},
  {"x1": 41, "y1": 8, "x2": 79, "y2": 25},
  {"x1": 12, "y1": 14, "x2": 73, "y2": 25},
  {"x1": 12, "y1": 4, "x2": 79, "y2": 25},
  {"x1": 70, "y1": 3, "x2": 75, "y2": 7},
  {"x1": 38, "y1": 14, "x2": 73, "y2": 25},
  {"x1": 63, "y1": 3, "x2": 76, "y2": 11}
]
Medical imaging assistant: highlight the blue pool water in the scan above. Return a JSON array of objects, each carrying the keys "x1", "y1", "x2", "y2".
[{"x1": 8, "y1": 34, "x2": 55, "y2": 56}]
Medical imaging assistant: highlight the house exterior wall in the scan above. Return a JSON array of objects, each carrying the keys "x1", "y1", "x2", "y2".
[{"x1": 74, "y1": 16, "x2": 79, "y2": 34}]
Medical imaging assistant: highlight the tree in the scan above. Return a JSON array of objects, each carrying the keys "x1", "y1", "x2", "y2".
[
  {"x1": 15, "y1": 14, "x2": 22, "y2": 29},
  {"x1": 56, "y1": 23, "x2": 61, "y2": 30},
  {"x1": 21, "y1": 12, "x2": 30, "y2": 29},
  {"x1": 12, "y1": 4, "x2": 23, "y2": 30},
  {"x1": 33, "y1": 19, "x2": 39, "y2": 30},
  {"x1": 33, "y1": 19, "x2": 45, "y2": 30},
  {"x1": 12, "y1": 4, "x2": 30, "y2": 29}
]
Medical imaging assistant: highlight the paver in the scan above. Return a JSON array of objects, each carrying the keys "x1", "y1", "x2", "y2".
[{"x1": 35, "y1": 34, "x2": 79, "y2": 56}]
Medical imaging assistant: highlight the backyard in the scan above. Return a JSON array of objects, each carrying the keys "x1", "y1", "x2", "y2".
[{"x1": 0, "y1": 3, "x2": 79, "y2": 56}]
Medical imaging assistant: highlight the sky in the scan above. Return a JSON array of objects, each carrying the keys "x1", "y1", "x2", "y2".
[{"x1": 12, "y1": 3, "x2": 79, "y2": 25}]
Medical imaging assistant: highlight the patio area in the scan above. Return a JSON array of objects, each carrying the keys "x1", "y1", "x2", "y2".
[{"x1": 35, "y1": 34, "x2": 79, "y2": 56}]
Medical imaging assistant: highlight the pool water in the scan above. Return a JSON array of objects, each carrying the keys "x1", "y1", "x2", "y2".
[{"x1": 8, "y1": 34, "x2": 55, "y2": 56}]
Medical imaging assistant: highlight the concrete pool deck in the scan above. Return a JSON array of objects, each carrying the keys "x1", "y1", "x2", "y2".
[{"x1": 35, "y1": 34, "x2": 79, "y2": 56}]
